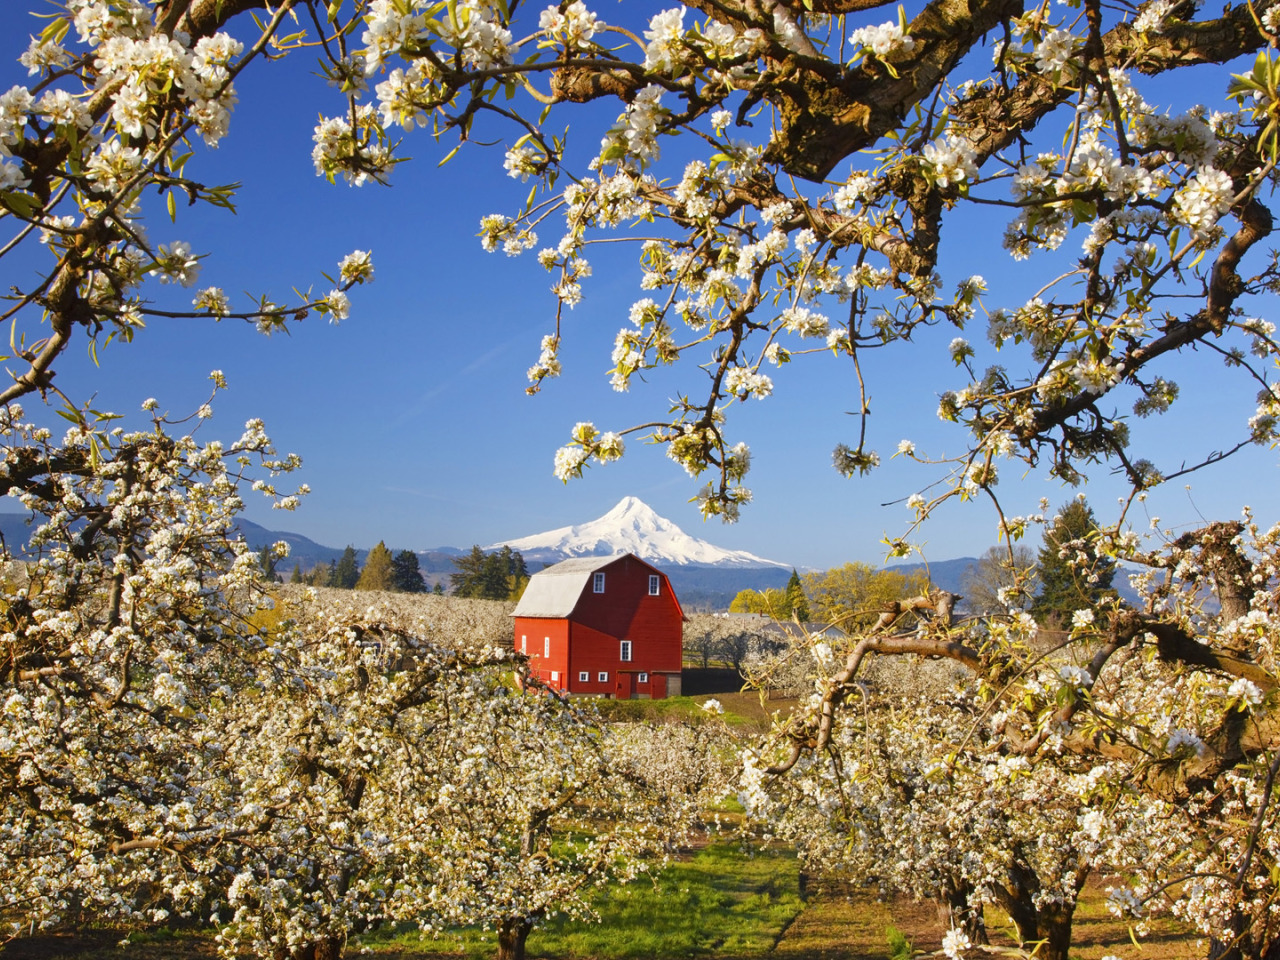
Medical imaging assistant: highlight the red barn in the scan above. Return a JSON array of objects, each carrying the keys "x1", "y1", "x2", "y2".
[{"x1": 512, "y1": 554, "x2": 684, "y2": 699}]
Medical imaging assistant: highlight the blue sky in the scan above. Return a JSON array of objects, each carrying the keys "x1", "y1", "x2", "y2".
[{"x1": 1, "y1": 6, "x2": 1276, "y2": 571}]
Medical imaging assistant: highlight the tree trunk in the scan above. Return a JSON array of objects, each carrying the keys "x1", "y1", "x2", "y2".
[
  {"x1": 1037, "y1": 902, "x2": 1075, "y2": 960},
  {"x1": 274, "y1": 933, "x2": 347, "y2": 960},
  {"x1": 991, "y1": 863, "x2": 1081, "y2": 960},
  {"x1": 497, "y1": 917, "x2": 533, "y2": 960},
  {"x1": 936, "y1": 877, "x2": 987, "y2": 944}
]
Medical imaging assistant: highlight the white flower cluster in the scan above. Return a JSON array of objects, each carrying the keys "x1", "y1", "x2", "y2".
[
  {"x1": 1173, "y1": 166, "x2": 1235, "y2": 237},
  {"x1": 601, "y1": 84, "x2": 667, "y2": 167},
  {"x1": 847, "y1": 20, "x2": 916, "y2": 59},
  {"x1": 539, "y1": 1, "x2": 601, "y2": 49},
  {"x1": 922, "y1": 134, "x2": 978, "y2": 188},
  {"x1": 779, "y1": 306, "x2": 830, "y2": 338},
  {"x1": 1132, "y1": 0, "x2": 1175, "y2": 33},
  {"x1": 436, "y1": 0, "x2": 513, "y2": 69},
  {"x1": 643, "y1": 7, "x2": 686, "y2": 74},
  {"x1": 724, "y1": 366, "x2": 774, "y2": 399}
]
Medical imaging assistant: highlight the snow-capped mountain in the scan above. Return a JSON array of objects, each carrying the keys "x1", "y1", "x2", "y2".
[{"x1": 489, "y1": 496, "x2": 788, "y2": 569}]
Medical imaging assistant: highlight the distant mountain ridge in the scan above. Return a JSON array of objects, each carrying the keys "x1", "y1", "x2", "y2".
[
  {"x1": 3, "y1": 505, "x2": 1147, "y2": 611},
  {"x1": 489, "y1": 496, "x2": 788, "y2": 569}
]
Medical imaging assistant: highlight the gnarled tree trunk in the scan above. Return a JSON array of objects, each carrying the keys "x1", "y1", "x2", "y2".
[{"x1": 497, "y1": 916, "x2": 534, "y2": 960}]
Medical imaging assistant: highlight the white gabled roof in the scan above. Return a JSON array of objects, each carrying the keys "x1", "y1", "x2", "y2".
[{"x1": 511, "y1": 554, "x2": 636, "y2": 619}]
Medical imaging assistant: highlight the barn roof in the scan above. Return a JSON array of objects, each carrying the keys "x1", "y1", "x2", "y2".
[{"x1": 511, "y1": 554, "x2": 659, "y2": 618}]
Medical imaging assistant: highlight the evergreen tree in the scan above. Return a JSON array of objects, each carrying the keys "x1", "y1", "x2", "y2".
[
  {"x1": 450, "y1": 545, "x2": 488, "y2": 598},
  {"x1": 1031, "y1": 498, "x2": 1116, "y2": 626},
  {"x1": 451, "y1": 546, "x2": 530, "y2": 599},
  {"x1": 258, "y1": 544, "x2": 279, "y2": 582},
  {"x1": 333, "y1": 546, "x2": 361, "y2": 590},
  {"x1": 508, "y1": 550, "x2": 529, "y2": 600},
  {"x1": 391, "y1": 549, "x2": 427, "y2": 593},
  {"x1": 480, "y1": 551, "x2": 510, "y2": 599},
  {"x1": 289, "y1": 563, "x2": 303, "y2": 584},
  {"x1": 356, "y1": 542, "x2": 395, "y2": 591},
  {"x1": 432, "y1": 582, "x2": 445, "y2": 596},
  {"x1": 785, "y1": 569, "x2": 810, "y2": 621}
]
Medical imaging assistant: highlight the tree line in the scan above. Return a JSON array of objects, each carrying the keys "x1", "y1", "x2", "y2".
[
  {"x1": 729, "y1": 497, "x2": 1116, "y2": 632},
  {"x1": 265, "y1": 543, "x2": 532, "y2": 601},
  {"x1": 269, "y1": 543, "x2": 439, "y2": 594}
]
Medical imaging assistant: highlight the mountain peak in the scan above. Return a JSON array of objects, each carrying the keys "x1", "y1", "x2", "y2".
[
  {"x1": 489, "y1": 498, "x2": 786, "y2": 568},
  {"x1": 603, "y1": 495, "x2": 650, "y2": 518}
]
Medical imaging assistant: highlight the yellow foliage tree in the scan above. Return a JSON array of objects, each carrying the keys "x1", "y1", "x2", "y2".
[
  {"x1": 802, "y1": 563, "x2": 931, "y2": 629},
  {"x1": 356, "y1": 541, "x2": 395, "y2": 592}
]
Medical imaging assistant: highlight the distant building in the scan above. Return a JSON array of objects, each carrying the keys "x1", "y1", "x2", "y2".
[{"x1": 511, "y1": 553, "x2": 683, "y2": 699}]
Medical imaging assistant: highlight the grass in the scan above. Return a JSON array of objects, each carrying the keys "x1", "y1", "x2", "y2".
[
  {"x1": 3, "y1": 847, "x2": 1201, "y2": 960},
  {"x1": 357, "y1": 842, "x2": 803, "y2": 959}
]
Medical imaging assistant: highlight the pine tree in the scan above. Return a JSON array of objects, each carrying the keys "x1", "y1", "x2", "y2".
[
  {"x1": 432, "y1": 582, "x2": 445, "y2": 595},
  {"x1": 508, "y1": 550, "x2": 529, "y2": 600},
  {"x1": 450, "y1": 545, "x2": 488, "y2": 598},
  {"x1": 1031, "y1": 498, "x2": 1116, "y2": 626},
  {"x1": 785, "y1": 569, "x2": 810, "y2": 621},
  {"x1": 333, "y1": 546, "x2": 360, "y2": 590},
  {"x1": 258, "y1": 544, "x2": 279, "y2": 582},
  {"x1": 479, "y1": 552, "x2": 508, "y2": 599},
  {"x1": 391, "y1": 550, "x2": 427, "y2": 593},
  {"x1": 289, "y1": 563, "x2": 303, "y2": 584}
]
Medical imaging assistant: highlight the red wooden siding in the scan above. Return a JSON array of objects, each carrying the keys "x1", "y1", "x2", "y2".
[{"x1": 514, "y1": 618, "x2": 570, "y2": 692}]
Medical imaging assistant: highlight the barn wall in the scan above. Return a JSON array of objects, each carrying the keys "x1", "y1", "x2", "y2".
[
  {"x1": 513, "y1": 617, "x2": 570, "y2": 692},
  {"x1": 567, "y1": 621, "x2": 630, "y2": 695},
  {"x1": 567, "y1": 556, "x2": 682, "y2": 694}
]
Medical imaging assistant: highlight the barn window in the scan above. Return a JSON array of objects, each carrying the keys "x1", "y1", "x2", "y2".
[
  {"x1": 620, "y1": 640, "x2": 632, "y2": 662},
  {"x1": 520, "y1": 635, "x2": 526, "y2": 654},
  {"x1": 551, "y1": 671, "x2": 559, "y2": 683},
  {"x1": 598, "y1": 671, "x2": 608, "y2": 682},
  {"x1": 638, "y1": 672, "x2": 649, "y2": 683},
  {"x1": 593, "y1": 572, "x2": 606, "y2": 593},
  {"x1": 544, "y1": 637, "x2": 550, "y2": 658},
  {"x1": 648, "y1": 575, "x2": 660, "y2": 596},
  {"x1": 578, "y1": 671, "x2": 589, "y2": 683}
]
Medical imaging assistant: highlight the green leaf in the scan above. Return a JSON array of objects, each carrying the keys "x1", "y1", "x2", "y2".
[
  {"x1": 167, "y1": 189, "x2": 177, "y2": 223},
  {"x1": 40, "y1": 16, "x2": 70, "y2": 46},
  {"x1": 439, "y1": 144, "x2": 461, "y2": 166},
  {"x1": 2, "y1": 191, "x2": 36, "y2": 219}
]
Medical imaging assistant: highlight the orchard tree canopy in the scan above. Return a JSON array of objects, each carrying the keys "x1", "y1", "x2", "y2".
[{"x1": 0, "y1": 0, "x2": 1276, "y2": 540}]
